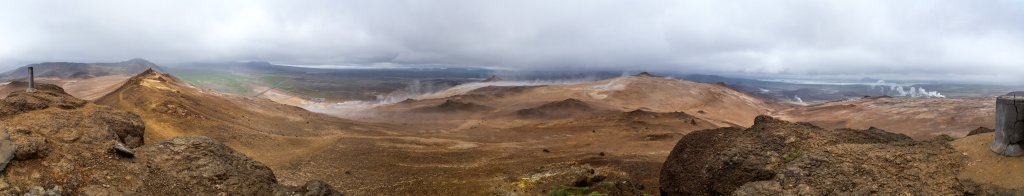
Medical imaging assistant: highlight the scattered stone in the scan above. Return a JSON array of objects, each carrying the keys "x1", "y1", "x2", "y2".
[
  {"x1": 274, "y1": 180, "x2": 344, "y2": 196},
  {"x1": 542, "y1": 148, "x2": 551, "y2": 153},
  {"x1": 111, "y1": 142, "x2": 134, "y2": 158},
  {"x1": 610, "y1": 180, "x2": 644, "y2": 195},
  {"x1": 24, "y1": 186, "x2": 60, "y2": 196}
]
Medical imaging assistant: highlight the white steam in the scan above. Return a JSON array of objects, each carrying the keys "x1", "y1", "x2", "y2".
[
  {"x1": 418, "y1": 78, "x2": 596, "y2": 99},
  {"x1": 870, "y1": 80, "x2": 945, "y2": 98}
]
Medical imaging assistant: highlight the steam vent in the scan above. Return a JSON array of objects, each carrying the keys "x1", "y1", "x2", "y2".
[{"x1": 990, "y1": 91, "x2": 1024, "y2": 156}]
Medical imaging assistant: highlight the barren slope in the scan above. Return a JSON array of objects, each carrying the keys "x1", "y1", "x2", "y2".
[
  {"x1": 381, "y1": 75, "x2": 775, "y2": 127},
  {"x1": 0, "y1": 83, "x2": 338, "y2": 195},
  {"x1": 85, "y1": 70, "x2": 730, "y2": 194},
  {"x1": 94, "y1": 69, "x2": 394, "y2": 186},
  {"x1": 774, "y1": 96, "x2": 994, "y2": 139}
]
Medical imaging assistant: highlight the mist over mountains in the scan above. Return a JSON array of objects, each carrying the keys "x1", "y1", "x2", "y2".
[{"x1": 2, "y1": 1, "x2": 1023, "y2": 84}]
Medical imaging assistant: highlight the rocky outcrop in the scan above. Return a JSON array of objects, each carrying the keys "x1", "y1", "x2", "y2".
[
  {"x1": 660, "y1": 115, "x2": 963, "y2": 195},
  {"x1": 516, "y1": 98, "x2": 596, "y2": 118},
  {"x1": 481, "y1": 75, "x2": 504, "y2": 82},
  {"x1": 633, "y1": 72, "x2": 658, "y2": 77},
  {"x1": 412, "y1": 100, "x2": 493, "y2": 113},
  {"x1": 0, "y1": 83, "x2": 86, "y2": 117},
  {"x1": 968, "y1": 127, "x2": 995, "y2": 136},
  {"x1": 0, "y1": 83, "x2": 342, "y2": 195},
  {"x1": 133, "y1": 136, "x2": 341, "y2": 195}
]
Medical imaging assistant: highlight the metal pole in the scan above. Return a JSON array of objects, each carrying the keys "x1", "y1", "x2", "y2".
[
  {"x1": 991, "y1": 91, "x2": 1024, "y2": 156},
  {"x1": 26, "y1": 67, "x2": 35, "y2": 93}
]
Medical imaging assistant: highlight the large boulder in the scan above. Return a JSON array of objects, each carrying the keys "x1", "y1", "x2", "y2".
[
  {"x1": 135, "y1": 136, "x2": 279, "y2": 194},
  {"x1": 660, "y1": 115, "x2": 963, "y2": 195}
]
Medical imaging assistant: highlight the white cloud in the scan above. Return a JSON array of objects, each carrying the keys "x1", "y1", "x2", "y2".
[{"x1": 0, "y1": 0, "x2": 1021, "y2": 83}]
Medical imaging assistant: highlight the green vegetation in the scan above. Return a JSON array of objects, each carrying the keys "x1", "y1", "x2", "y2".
[
  {"x1": 783, "y1": 150, "x2": 802, "y2": 163},
  {"x1": 175, "y1": 72, "x2": 255, "y2": 95},
  {"x1": 163, "y1": 63, "x2": 487, "y2": 100}
]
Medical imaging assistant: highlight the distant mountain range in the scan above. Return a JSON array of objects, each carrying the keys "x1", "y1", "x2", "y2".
[{"x1": 0, "y1": 58, "x2": 158, "y2": 82}]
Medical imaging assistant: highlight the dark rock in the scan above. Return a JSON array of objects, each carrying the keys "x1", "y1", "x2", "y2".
[
  {"x1": 111, "y1": 142, "x2": 134, "y2": 158},
  {"x1": 275, "y1": 180, "x2": 344, "y2": 196},
  {"x1": 660, "y1": 115, "x2": 964, "y2": 195},
  {"x1": 481, "y1": 75, "x2": 504, "y2": 82},
  {"x1": 412, "y1": 100, "x2": 492, "y2": 113},
  {"x1": 967, "y1": 127, "x2": 995, "y2": 136},
  {"x1": 135, "y1": 136, "x2": 279, "y2": 195},
  {"x1": 573, "y1": 176, "x2": 591, "y2": 187},
  {"x1": 542, "y1": 148, "x2": 551, "y2": 153},
  {"x1": 90, "y1": 110, "x2": 145, "y2": 147},
  {"x1": 12, "y1": 135, "x2": 46, "y2": 160},
  {"x1": 633, "y1": 72, "x2": 657, "y2": 77},
  {"x1": 589, "y1": 175, "x2": 606, "y2": 183},
  {"x1": 828, "y1": 127, "x2": 912, "y2": 144}
]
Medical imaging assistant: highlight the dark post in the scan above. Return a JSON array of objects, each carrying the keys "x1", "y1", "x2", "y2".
[
  {"x1": 26, "y1": 67, "x2": 35, "y2": 93},
  {"x1": 991, "y1": 91, "x2": 1024, "y2": 156}
]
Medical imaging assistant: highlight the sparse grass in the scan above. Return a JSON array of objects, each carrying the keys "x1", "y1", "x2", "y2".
[
  {"x1": 175, "y1": 72, "x2": 254, "y2": 94},
  {"x1": 783, "y1": 150, "x2": 802, "y2": 163}
]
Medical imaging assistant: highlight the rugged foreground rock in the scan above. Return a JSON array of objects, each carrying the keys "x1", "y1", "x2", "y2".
[
  {"x1": 660, "y1": 115, "x2": 965, "y2": 195},
  {"x1": 0, "y1": 83, "x2": 341, "y2": 195}
]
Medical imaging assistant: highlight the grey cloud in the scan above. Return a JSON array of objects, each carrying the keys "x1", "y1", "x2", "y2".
[{"x1": 0, "y1": 0, "x2": 1022, "y2": 83}]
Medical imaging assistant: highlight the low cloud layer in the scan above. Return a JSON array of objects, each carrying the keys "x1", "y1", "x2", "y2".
[{"x1": 1, "y1": 0, "x2": 1022, "y2": 83}]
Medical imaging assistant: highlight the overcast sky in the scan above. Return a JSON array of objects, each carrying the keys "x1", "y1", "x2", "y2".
[{"x1": 1, "y1": 0, "x2": 1022, "y2": 83}]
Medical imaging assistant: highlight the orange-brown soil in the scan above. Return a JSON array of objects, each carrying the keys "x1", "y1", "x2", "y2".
[{"x1": 774, "y1": 96, "x2": 994, "y2": 139}]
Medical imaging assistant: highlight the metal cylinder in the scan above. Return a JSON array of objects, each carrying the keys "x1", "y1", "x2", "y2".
[
  {"x1": 991, "y1": 91, "x2": 1024, "y2": 156},
  {"x1": 26, "y1": 67, "x2": 35, "y2": 93}
]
